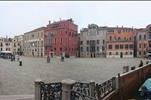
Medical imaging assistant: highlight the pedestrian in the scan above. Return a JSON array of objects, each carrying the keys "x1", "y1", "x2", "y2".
[
  {"x1": 61, "y1": 55, "x2": 64, "y2": 62},
  {"x1": 139, "y1": 60, "x2": 143, "y2": 67},
  {"x1": 47, "y1": 55, "x2": 50, "y2": 63},
  {"x1": 19, "y1": 57, "x2": 22, "y2": 66}
]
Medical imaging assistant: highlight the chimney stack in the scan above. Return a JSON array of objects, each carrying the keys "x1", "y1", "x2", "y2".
[{"x1": 49, "y1": 20, "x2": 51, "y2": 24}]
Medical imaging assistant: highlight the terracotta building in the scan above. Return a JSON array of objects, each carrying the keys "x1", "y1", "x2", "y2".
[
  {"x1": 44, "y1": 19, "x2": 78, "y2": 57},
  {"x1": 106, "y1": 27, "x2": 136, "y2": 58}
]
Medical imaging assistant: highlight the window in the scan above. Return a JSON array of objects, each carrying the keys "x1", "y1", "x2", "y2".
[
  {"x1": 0, "y1": 43, "x2": 3, "y2": 46},
  {"x1": 80, "y1": 41, "x2": 83, "y2": 45},
  {"x1": 61, "y1": 38, "x2": 62, "y2": 44},
  {"x1": 97, "y1": 46, "x2": 99, "y2": 51},
  {"x1": 0, "y1": 48, "x2": 2, "y2": 51},
  {"x1": 144, "y1": 44, "x2": 146, "y2": 48},
  {"x1": 125, "y1": 44, "x2": 128, "y2": 49},
  {"x1": 80, "y1": 47, "x2": 83, "y2": 52},
  {"x1": 87, "y1": 47, "x2": 89, "y2": 52},
  {"x1": 55, "y1": 38, "x2": 56, "y2": 44},
  {"x1": 108, "y1": 45, "x2": 112, "y2": 49},
  {"x1": 130, "y1": 52, "x2": 133, "y2": 55},
  {"x1": 120, "y1": 44, "x2": 123, "y2": 49},
  {"x1": 109, "y1": 36, "x2": 112, "y2": 41},
  {"x1": 139, "y1": 44, "x2": 141, "y2": 48},
  {"x1": 109, "y1": 52, "x2": 112, "y2": 55},
  {"x1": 97, "y1": 40, "x2": 99, "y2": 44},
  {"x1": 129, "y1": 44, "x2": 133, "y2": 49},
  {"x1": 118, "y1": 37, "x2": 121, "y2": 40},
  {"x1": 144, "y1": 35, "x2": 146, "y2": 40},
  {"x1": 103, "y1": 40, "x2": 105, "y2": 44},
  {"x1": 125, "y1": 52, "x2": 128, "y2": 55},
  {"x1": 139, "y1": 35, "x2": 142, "y2": 40},
  {"x1": 139, "y1": 51, "x2": 141, "y2": 55},
  {"x1": 102, "y1": 46, "x2": 105, "y2": 51},
  {"x1": 129, "y1": 37, "x2": 132, "y2": 41},
  {"x1": 87, "y1": 40, "x2": 89, "y2": 45},
  {"x1": 5, "y1": 43, "x2": 8, "y2": 46},
  {"x1": 115, "y1": 45, "x2": 119, "y2": 49},
  {"x1": 116, "y1": 52, "x2": 118, "y2": 55},
  {"x1": 60, "y1": 48, "x2": 62, "y2": 51}
]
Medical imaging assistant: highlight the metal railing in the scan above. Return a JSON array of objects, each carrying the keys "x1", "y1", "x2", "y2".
[
  {"x1": 95, "y1": 77, "x2": 116, "y2": 100},
  {"x1": 40, "y1": 82, "x2": 62, "y2": 100}
]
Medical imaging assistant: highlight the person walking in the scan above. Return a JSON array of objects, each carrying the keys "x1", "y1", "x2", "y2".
[
  {"x1": 47, "y1": 55, "x2": 50, "y2": 63},
  {"x1": 19, "y1": 57, "x2": 22, "y2": 66}
]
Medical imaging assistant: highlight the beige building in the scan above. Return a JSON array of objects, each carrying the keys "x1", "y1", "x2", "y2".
[
  {"x1": 23, "y1": 27, "x2": 45, "y2": 57},
  {"x1": 13, "y1": 35, "x2": 24, "y2": 55},
  {"x1": 136, "y1": 28, "x2": 148, "y2": 58},
  {"x1": 0, "y1": 37, "x2": 13, "y2": 53}
]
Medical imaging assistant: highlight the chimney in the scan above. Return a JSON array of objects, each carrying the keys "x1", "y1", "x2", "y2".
[{"x1": 49, "y1": 20, "x2": 51, "y2": 24}]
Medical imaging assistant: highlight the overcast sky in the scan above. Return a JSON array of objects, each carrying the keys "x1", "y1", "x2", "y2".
[{"x1": 1, "y1": 1, "x2": 151, "y2": 37}]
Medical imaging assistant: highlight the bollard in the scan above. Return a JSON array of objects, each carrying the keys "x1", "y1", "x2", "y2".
[
  {"x1": 61, "y1": 79, "x2": 76, "y2": 100},
  {"x1": 35, "y1": 79, "x2": 42, "y2": 100},
  {"x1": 19, "y1": 61, "x2": 22, "y2": 66}
]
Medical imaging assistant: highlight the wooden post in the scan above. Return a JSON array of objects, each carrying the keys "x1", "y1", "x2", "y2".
[
  {"x1": 35, "y1": 79, "x2": 42, "y2": 100},
  {"x1": 61, "y1": 79, "x2": 76, "y2": 100}
]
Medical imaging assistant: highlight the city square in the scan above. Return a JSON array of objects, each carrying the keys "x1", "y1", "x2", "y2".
[
  {"x1": 0, "y1": 57, "x2": 146, "y2": 95},
  {"x1": 1, "y1": 1, "x2": 151, "y2": 100}
]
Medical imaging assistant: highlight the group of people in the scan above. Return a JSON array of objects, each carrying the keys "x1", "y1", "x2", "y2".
[
  {"x1": 46, "y1": 54, "x2": 65, "y2": 63},
  {"x1": 11, "y1": 54, "x2": 22, "y2": 66}
]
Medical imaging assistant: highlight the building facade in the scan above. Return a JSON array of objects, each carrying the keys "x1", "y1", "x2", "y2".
[
  {"x1": 23, "y1": 27, "x2": 45, "y2": 57},
  {"x1": 136, "y1": 28, "x2": 148, "y2": 58},
  {"x1": 13, "y1": 35, "x2": 24, "y2": 55},
  {"x1": 79, "y1": 24, "x2": 107, "y2": 58},
  {"x1": 0, "y1": 37, "x2": 13, "y2": 52},
  {"x1": 44, "y1": 19, "x2": 78, "y2": 57},
  {"x1": 106, "y1": 27, "x2": 136, "y2": 58}
]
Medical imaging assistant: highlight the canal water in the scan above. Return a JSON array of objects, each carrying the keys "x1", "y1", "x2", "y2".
[{"x1": 0, "y1": 57, "x2": 147, "y2": 95}]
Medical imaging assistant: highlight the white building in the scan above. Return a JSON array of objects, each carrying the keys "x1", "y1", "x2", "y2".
[
  {"x1": 0, "y1": 37, "x2": 13, "y2": 53},
  {"x1": 80, "y1": 24, "x2": 107, "y2": 57}
]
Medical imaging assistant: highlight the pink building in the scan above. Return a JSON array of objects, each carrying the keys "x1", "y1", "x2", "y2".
[{"x1": 44, "y1": 19, "x2": 78, "y2": 57}]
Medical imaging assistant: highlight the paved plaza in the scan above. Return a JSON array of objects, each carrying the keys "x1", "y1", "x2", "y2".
[{"x1": 0, "y1": 56, "x2": 147, "y2": 95}]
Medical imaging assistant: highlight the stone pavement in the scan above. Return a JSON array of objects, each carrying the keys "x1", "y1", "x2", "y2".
[
  {"x1": 0, "y1": 57, "x2": 147, "y2": 95},
  {"x1": 0, "y1": 95, "x2": 34, "y2": 100}
]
